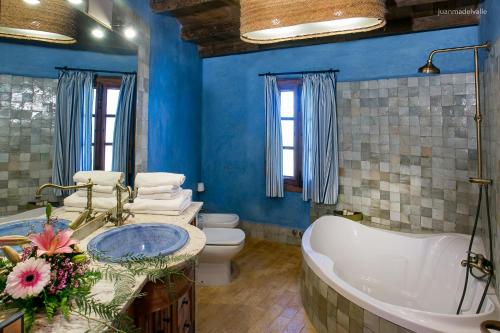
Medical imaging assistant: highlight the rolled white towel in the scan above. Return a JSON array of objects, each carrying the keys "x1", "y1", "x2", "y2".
[
  {"x1": 74, "y1": 171, "x2": 124, "y2": 186},
  {"x1": 137, "y1": 185, "x2": 180, "y2": 195},
  {"x1": 63, "y1": 193, "x2": 121, "y2": 211},
  {"x1": 135, "y1": 172, "x2": 185, "y2": 188},
  {"x1": 77, "y1": 183, "x2": 115, "y2": 193},
  {"x1": 137, "y1": 191, "x2": 182, "y2": 200},
  {"x1": 124, "y1": 190, "x2": 191, "y2": 212}
]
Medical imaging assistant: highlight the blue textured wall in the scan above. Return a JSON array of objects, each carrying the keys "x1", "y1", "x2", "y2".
[
  {"x1": 0, "y1": 42, "x2": 137, "y2": 78},
  {"x1": 480, "y1": 0, "x2": 500, "y2": 42},
  {"x1": 147, "y1": 16, "x2": 202, "y2": 193},
  {"x1": 201, "y1": 26, "x2": 479, "y2": 229},
  {"x1": 125, "y1": 0, "x2": 202, "y2": 193}
]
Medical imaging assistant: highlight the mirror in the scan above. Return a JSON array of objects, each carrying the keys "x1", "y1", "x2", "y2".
[{"x1": 0, "y1": 0, "x2": 139, "y2": 216}]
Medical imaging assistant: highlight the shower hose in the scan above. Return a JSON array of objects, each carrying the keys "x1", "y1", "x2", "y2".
[{"x1": 456, "y1": 185, "x2": 494, "y2": 314}]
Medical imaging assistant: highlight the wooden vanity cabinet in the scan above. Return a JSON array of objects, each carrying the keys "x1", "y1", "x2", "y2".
[{"x1": 127, "y1": 264, "x2": 195, "y2": 333}]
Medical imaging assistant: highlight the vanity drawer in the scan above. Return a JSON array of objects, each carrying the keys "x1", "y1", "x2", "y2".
[{"x1": 128, "y1": 263, "x2": 195, "y2": 333}]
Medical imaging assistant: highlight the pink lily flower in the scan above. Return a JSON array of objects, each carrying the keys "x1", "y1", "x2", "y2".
[{"x1": 29, "y1": 224, "x2": 77, "y2": 257}]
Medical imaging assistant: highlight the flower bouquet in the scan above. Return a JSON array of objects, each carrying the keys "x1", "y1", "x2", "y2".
[
  {"x1": 0, "y1": 207, "x2": 102, "y2": 331},
  {"x1": 0, "y1": 205, "x2": 193, "y2": 332}
]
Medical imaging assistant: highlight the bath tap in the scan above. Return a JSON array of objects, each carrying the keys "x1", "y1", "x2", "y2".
[
  {"x1": 107, "y1": 183, "x2": 134, "y2": 226},
  {"x1": 35, "y1": 180, "x2": 94, "y2": 229},
  {"x1": 461, "y1": 252, "x2": 493, "y2": 279}
]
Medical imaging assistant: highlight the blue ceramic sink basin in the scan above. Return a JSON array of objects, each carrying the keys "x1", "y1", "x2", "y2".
[
  {"x1": 87, "y1": 223, "x2": 189, "y2": 263},
  {"x1": 0, "y1": 219, "x2": 71, "y2": 251}
]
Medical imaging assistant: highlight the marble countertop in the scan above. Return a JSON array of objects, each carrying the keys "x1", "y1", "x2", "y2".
[{"x1": 20, "y1": 202, "x2": 206, "y2": 332}]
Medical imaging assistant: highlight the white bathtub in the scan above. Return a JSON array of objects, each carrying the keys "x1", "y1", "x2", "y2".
[{"x1": 302, "y1": 216, "x2": 500, "y2": 333}]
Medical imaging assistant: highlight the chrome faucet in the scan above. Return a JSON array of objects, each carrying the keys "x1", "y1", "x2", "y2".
[
  {"x1": 107, "y1": 183, "x2": 134, "y2": 226},
  {"x1": 35, "y1": 180, "x2": 94, "y2": 229}
]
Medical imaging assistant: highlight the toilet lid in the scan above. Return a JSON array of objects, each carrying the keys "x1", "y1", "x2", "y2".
[
  {"x1": 199, "y1": 213, "x2": 239, "y2": 228},
  {"x1": 203, "y1": 228, "x2": 245, "y2": 246}
]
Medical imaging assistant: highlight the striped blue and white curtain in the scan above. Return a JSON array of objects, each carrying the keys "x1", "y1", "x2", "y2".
[
  {"x1": 52, "y1": 70, "x2": 94, "y2": 194},
  {"x1": 302, "y1": 73, "x2": 339, "y2": 204},
  {"x1": 265, "y1": 75, "x2": 284, "y2": 197},
  {"x1": 112, "y1": 74, "x2": 136, "y2": 185}
]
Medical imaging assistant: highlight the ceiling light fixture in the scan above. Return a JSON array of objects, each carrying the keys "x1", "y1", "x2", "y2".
[
  {"x1": 240, "y1": 0, "x2": 386, "y2": 44},
  {"x1": 67, "y1": 0, "x2": 83, "y2": 5},
  {"x1": 91, "y1": 27, "x2": 105, "y2": 39},
  {"x1": 0, "y1": 0, "x2": 77, "y2": 44},
  {"x1": 123, "y1": 26, "x2": 136, "y2": 40}
]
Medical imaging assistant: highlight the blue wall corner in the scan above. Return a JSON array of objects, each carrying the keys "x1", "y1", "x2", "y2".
[
  {"x1": 125, "y1": 0, "x2": 203, "y2": 194},
  {"x1": 200, "y1": 26, "x2": 479, "y2": 229},
  {"x1": 480, "y1": 0, "x2": 500, "y2": 43},
  {"x1": 147, "y1": 13, "x2": 202, "y2": 194}
]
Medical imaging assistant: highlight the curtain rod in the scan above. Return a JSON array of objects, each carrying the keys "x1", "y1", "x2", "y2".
[
  {"x1": 258, "y1": 69, "x2": 339, "y2": 77},
  {"x1": 55, "y1": 66, "x2": 137, "y2": 75}
]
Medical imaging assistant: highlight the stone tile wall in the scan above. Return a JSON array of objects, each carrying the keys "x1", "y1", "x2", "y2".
[
  {"x1": 301, "y1": 261, "x2": 414, "y2": 333},
  {"x1": 0, "y1": 75, "x2": 57, "y2": 215},
  {"x1": 482, "y1": 38, "x2": 500, "y2": 300},
  {"x1": 240, "y1": 220, "x2": 303, "y2": 246},
  {"x1": 311, "y1": 73, "x2": 479, "y2": 234}
]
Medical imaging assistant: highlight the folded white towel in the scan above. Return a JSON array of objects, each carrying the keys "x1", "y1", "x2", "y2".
[
  {"x1": 124, "y1": 190, "x2": 192, "y2": 212},
  {"x1": 135, "y1": 172, "x2": 185, "y2": 188},
  {"x1": 77, "y1": 183, "x2": 115, "y2": 194},
  {"x1": 63, "y1": 193, "x2": 121, "y2": 211},
  {"x1": 127, "y1": 207, "x2": 190, "y2": 216},
  {"x1": 76, "y1": 190, "x2": 117, "y2": 198},
  {"x1": 137, "y1": 192, "x2": 182, "y2": 200},
  {"x1": 137, "y1": 185, "x2": 180, "y2": 195},
  {"x1": 74, "y1": 171, "x2": 124, "y2": 186}
]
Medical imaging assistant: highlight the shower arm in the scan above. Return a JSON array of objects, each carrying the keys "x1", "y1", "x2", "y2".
[{"x1": 425, "y1": 42, "x2": 491, "y2": 185}]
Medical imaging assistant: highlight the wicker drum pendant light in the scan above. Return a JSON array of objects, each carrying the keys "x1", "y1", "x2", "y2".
[
  {"x1": 0, "y1": 0, "x2": 77, "y2": 44},
  {"x1": 240, "y1": 0, "x2": 386, "y2": 44}
]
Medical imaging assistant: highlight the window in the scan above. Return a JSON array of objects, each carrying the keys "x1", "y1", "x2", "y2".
[
  {"x1": 92, "y1": 77, "x2": 121, "y2": 171},
  {"x1": 278, "y1": 79, "x2": 302, "y2": 192}
]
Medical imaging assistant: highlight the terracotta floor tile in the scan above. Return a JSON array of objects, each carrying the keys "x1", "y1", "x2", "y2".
[{"x1": 196, "y1": 238, "x2": 316, "y2": 333}]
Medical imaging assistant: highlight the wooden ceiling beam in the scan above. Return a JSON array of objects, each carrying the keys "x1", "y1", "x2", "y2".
[
  {"x1": 150, "y1": 0, "x2": 218, "y2": 13},
  {"x1": 200, "y1": 19, "x2": 413, "y2": 57},
  {"x1": 181, "y1": 21, "x2": 240, "y2": 42},
  {"x1": 394, "y1": 0, "x2": 447, "y2": 6},
  {"x1": 412, "y1": 11, "x2": 479, "y2": 30},
  {"x1": 199, "y1": 11, "x2": 479, "y2": 58},
  {"x1": 159, "y1": 0, "x2": 480, "y2": 58}
]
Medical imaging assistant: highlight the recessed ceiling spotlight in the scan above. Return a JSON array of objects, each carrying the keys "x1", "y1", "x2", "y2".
[
  {"x1": 23, "y1": 0, "x2": 40, "y2": 5},
  {"x1": 91, "y1": 27, "x2": 105, "y2": 39},
  {"x1": 67, "y1": 0, "x2": 83, "y2": 5},
  {"x1": 123, "y1": 27, "x2": 137, "y2": 40}
]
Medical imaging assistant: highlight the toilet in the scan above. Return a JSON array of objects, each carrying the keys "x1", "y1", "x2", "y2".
[
  {"x1": 198, "y1": 213, "x2": 239, "y2": 228},
  {"x1": 197, "y1": 213, "x2": 246, "y2": 285}
]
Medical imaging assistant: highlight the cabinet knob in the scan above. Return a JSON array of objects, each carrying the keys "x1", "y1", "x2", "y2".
[
  {"x1": 184, "y1": 321, "x2": 191, "y2": 328},
  {"x1": 182, "y1": 298, "x2": 189, "y2": 305}
]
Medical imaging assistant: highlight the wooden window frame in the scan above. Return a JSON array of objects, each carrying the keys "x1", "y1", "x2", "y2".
[
  {"x1": 277, "y1": 79, "x2": 303, "y2": 193},
  {"x1": 93, "y1": 76, "x2": 121, "y2": 170}
]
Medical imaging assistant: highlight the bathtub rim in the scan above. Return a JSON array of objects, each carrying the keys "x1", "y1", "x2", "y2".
[{"x1": 301, "y1": 215, "x2": 500, "y2": 333}]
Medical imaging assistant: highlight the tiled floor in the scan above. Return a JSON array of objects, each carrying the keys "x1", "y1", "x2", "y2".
[{"x1": 196, "y1": 238, "x2": 316, "y2": 333}]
